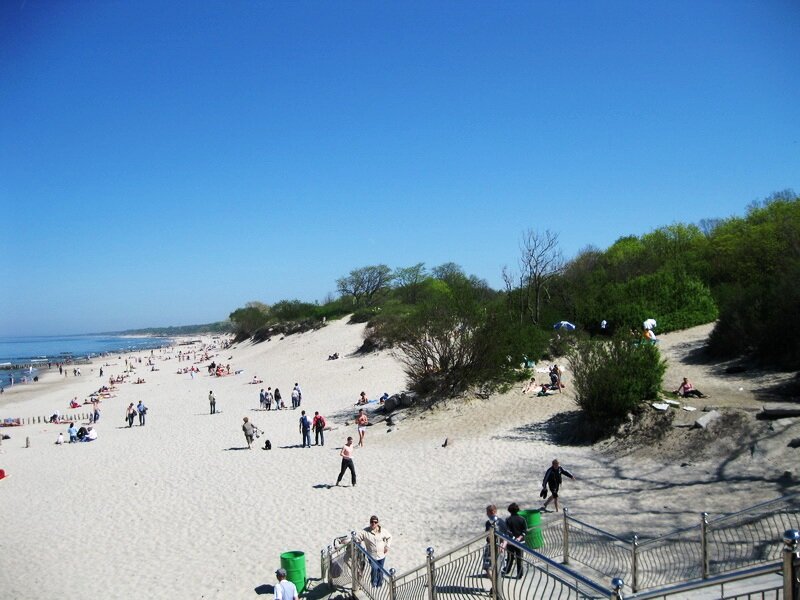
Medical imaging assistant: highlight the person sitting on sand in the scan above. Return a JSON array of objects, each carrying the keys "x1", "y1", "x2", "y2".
[
  {"x1": 379, "y1": 392, "x2": 389, "y2": 404},
  {"x1": 357, "y1": 391, "x2": 368, "y2": 406},
  {"x1": 537, "y1": 384, "x2": 551, "y2": 397},
  {"x1": 674, "y1": 377, "x2": 706, "y2": 398},
  {"x1": 68, "y1": 422, "x2": 78, "y2": 443},
  {"x1": 522, "y1": 378, "x2": 536, "y2": 394},
  {"x1": 82, "y1": 427, "x2": 97, "y2": 442}
]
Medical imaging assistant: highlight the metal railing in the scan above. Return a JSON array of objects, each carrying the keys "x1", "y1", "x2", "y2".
[
  {"x1": 624, "y1": 562, "x2": 784, "y2": 600},
  {"x1": 320, "y1": 498, "x2": 800, "y2": 600},
  {"x1": 706, "y1": 494, "x2": 800, "y2": 575},
  {"x1": 323, "y1": 527, "x2": 612, "y2": 600},
  {"x1": 552, "y1": 493, "x2": 800, "y2": 592}
]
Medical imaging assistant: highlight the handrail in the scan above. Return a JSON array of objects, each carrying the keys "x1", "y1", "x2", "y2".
[
  {"x1": 636, "y1": 522, "x2": 699, "y2": 549},
  {"x1": 707, "y1": 492, "x2": 800, "y2": 526},
  {"x1": 566, "y1": 513, "x2": 631, "y2": 544},
  {"x1": 496, "y1": 530, "x2": 613, "y2": 597},
  {"x1": 627, "y1": 561, "x2": 782, "y2": 599},
  {"x1": 393, "y1": 531, "x2": 486, "y2": 580}
]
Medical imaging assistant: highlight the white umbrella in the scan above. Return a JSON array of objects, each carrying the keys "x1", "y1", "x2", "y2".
[
  {"x1": 643, "y1": 318, "x2": 657, "y2": 330},
  {"x1": 553, "y1": 321, "x2": 576, "y2": 331}
]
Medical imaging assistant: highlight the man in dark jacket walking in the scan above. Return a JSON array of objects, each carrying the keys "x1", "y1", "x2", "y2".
[{"x1": 541, "y1": 459, "x2": 575, "y2": 512}]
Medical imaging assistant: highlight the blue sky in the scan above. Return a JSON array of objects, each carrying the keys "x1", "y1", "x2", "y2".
[{"x1": 1, "y1": 1, "x2": 798, "y2": 336}]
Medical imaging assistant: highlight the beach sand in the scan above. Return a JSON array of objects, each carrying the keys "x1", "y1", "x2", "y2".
[{"x1": 0, "y1": 319, "x2": 797, "y2": 599}]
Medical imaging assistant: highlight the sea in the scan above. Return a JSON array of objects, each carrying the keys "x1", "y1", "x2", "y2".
[{"x1": 0, "y1": 334, "x2": 173, "y2": 389}]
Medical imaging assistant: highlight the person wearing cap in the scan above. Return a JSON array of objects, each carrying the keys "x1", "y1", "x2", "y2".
[
  {"x1": 274, "y1": 567, "x2": 298, "y2": 600},
  {"x1": 355, "y1": 515, "x2": 392, "y2": 588}
]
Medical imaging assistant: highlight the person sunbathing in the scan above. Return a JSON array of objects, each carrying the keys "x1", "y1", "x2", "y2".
[{"x1": 674, "y1": 377, "x2": 706, "y2": 398}]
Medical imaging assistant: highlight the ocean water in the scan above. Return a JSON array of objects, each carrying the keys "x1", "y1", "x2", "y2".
[{"x1": 0, "y1": 334, "x2": 173, "y2": 389}]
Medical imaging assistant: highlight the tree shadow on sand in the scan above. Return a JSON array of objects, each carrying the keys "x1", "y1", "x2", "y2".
[{"x1": 500, "y1": 410, "x2": 605, "y2": 446}]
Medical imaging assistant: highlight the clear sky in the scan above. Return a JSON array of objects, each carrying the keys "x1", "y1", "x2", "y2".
[{"x1": 1, "y1": 1, "x2": 798, "y2": 336}]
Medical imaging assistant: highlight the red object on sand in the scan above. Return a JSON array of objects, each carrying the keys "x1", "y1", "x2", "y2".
[{"x1": 0, "y1": 469, "x2": 6, "y2": 480}]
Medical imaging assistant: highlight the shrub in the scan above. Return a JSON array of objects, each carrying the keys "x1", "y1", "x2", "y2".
[{"x1": 568, "y1": 337, "x2": 666, "y2": 422}]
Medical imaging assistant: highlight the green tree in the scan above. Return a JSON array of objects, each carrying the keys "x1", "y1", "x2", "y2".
[
  {"x1": 229, "y1": 302, "x2": 271, "y2": 340},
  {"x1": 568, "y1": 337, "x2": 666, "y2": 422},
  {"x1": 336, "y1": 265, "x2": 394, "y2": 307}
]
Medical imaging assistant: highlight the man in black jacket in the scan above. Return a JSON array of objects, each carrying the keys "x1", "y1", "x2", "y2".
[
  {"x1": 502, "y1": 503, "x2": 527, "y2": 578},
  {"x1": 541, "y1": 459, "x2": 575, "y2": 512}
]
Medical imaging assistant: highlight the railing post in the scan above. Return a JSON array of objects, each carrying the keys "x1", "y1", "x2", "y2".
[
  {"x1": 701, "y1": 512, "x2": 709, "y2": 579},
  {"x1": 631, "y1": 535, "x2": 639, "y2": 593},
  {"x1": 326, "y1": 545, "x2": 334, "y2": 586},
  {"x1": 426, "y1": 547, "x2": 436, "y2": 600},
  {"x1": 611, "y1": 577, "x2": 625, "y2": 600},
  {"x1": 489, "y1": 528, "x2": 499, "y2": 600},
  {"x1": 563, "y1": 507, "x2": 570, "y2": 565},
  {"x1": 350, "y1": 531, "x2": 360, "y2": 594},
  {"x1": 784, "y1": 529, "x2": 800, "y2": 600},
  {"x1": 389, "y1": 567, "x2": 397, "y2": 600}
]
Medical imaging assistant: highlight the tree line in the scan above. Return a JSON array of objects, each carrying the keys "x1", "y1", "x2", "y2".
[{"x1": 229, "y1": 191, "x2": 800, "y2": 401}]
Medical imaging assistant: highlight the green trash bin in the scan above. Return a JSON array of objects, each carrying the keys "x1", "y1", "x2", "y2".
[
  {"x1": 280, "y1": 550, "x2": 307, "y2": 593},
  {"x1": 518, "y1": 509, "x2": 544, "y2": 549}
]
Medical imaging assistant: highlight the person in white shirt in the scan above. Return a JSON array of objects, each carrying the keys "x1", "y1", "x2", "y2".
[
  {"x1": 83, "y1": 427, "x2": 98, "y2": 442},
  {"x1": 273, "y1": 568, "x2": 298, "y2": 600}
]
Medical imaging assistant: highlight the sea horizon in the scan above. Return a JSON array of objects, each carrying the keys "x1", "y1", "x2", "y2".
[{"x1": 0, "y1": 334, "x2": 174, "y2": 388}]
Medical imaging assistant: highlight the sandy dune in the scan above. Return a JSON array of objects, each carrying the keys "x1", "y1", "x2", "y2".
[{"x1": 0, "y1": 319, "x2": 797, "y2": 599}]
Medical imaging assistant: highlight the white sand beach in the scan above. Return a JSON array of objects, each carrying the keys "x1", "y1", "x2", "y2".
[{"x1": 0, "y1": 319, "x2": 797, "y2": 599}]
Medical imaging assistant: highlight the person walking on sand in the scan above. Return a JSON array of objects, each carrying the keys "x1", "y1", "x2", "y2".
[
  {"x1": 299, "y1": 410, "x2": 311, "y2": 448},
  {"x1": 274, "y1": 567, "x2": 298, "y2": 600},
  {"x1": 541, "y1": 459, "x2": 575, "y2": 512},
  {"x1": 355, "y1": 515, "x2": 392, "y2": 588},
  {"x1": 137, "y1": 400, "x2": 147, "y2": 426},
  {"x1": 209, "y1": 391, "x2": 216, "y2": 414},
  {"x1": 274, "y1": 388, "x2": 283, "y2": 410},
  {"x1": 291, "y1": 383, "x2": 302, "y2": 409},
  {"x1": 336, "y1": 436, "x2": 356, "y2": 487},
  {"x1": 356, "y1": 408, "x2": 368, "y2": 447},
  {"x1": 242, "y1": 417, "x2": 259, "y2": 449},
  {"x1": 312, "y1": 411, "x2": 326, "y2": 446},
  {"x1": 126, "y1": 403, "x2": 137, "y2": 428},
  {"x1": 502, "y1": 503, "x2": 526, "y2": 578},
  {"x1": 259, "y1": 388, "x2": 266, "y2": 410}
]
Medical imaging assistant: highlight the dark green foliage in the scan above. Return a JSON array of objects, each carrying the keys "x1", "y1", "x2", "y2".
[
  {"x1": 568, "y1": 337, "x2": 666, "y2": 421},
  {"x1": 706, "y1": 193, "x2": 800, "y2": 368},
  {"x1": 229, "y1": 304, "x2": 271, "y2": 341},
  {"x1": 270, "y1": 299, "x2": 317, "y2": 321}
]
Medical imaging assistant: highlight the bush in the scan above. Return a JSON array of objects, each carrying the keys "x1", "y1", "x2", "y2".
[{"x1": 568, "y1": 337, "x2": 666, "y2": 422}]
